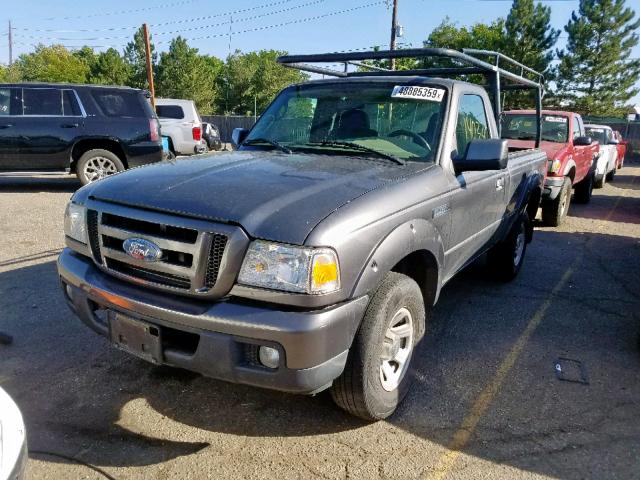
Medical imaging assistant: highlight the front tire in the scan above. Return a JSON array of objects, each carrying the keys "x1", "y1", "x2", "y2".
[
  {"x1": 594, "y1": 172, "x2": 606, "y2": 188},
  {"x1": 488, "y1": 214, "x2": 528, "y2": 281},
  {"x1": 606, "y1": 167, "x2": 616, "y2": 182},
  {"x1": 331, "y1": 272, "x2": 425, "y2": 421},
  {"x1": 541, "y1": 177, "x2": 571, "y2": 227},
  {"x1": 573, "y1": 173, "x2": 593, "y2": 204},
  {"x1": 76, "y1": 149, "x2": 125, "y2": 186}
]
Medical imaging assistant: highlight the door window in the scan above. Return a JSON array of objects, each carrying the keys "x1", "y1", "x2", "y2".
[
  {"x1": 572, "y1": 116, "x2": 582, "y2": 140},
  {"x1": 23, "y1": 88, "x2": 63, "y2": 116},
  {"x1": 456, "y1": 94, "x2": 489, "y2": 155},
  {"x1": 0, "y1": 88, "x2": 22, "y2": 116}
]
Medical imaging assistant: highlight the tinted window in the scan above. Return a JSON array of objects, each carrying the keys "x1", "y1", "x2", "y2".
[
  {"x1": 0, "y1": 88, "x2": 22, "y2": 115},
  {"x1": 156, "y1": 105, "x2": 185, "y2": 119},
  {"x1": 91, "y1": 90, "x2": 145, "y2": 117},
  {"x1": 23, "y1": 88, "x2": 62, "y2": 116},
  {"x1": 456, "y1": 94, "x2": 489, "y2": 154},
  {"x1": 586, "y1": 128, "x2": 606, "y2": 144},
  {"x1": 62, "y1": 90, "x2": 82, "y2": 116}
]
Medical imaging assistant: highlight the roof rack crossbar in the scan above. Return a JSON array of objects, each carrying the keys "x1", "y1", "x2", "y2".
[{"x1": 277, "y1": 47, "x2": 543, "y2": 89}]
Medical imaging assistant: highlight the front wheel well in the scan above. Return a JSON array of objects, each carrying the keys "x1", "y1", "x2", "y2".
[
  {"x1": 70, "y1": 139, "x2": 127, "y2": 171},
  {"x1": 390, "y1": 250, "x2": 439, "y2": 309}
]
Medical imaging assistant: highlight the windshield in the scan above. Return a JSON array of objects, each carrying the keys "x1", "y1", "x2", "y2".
[
  {"x1": 502, "y1": 114, "x2": 569, "y2": 143},
  {"x1": 586, "y1": 128, "x2": 606, "y2": 144},
  {"x1": 243, "y1": 83, "x2": 448, "y2": 163}
]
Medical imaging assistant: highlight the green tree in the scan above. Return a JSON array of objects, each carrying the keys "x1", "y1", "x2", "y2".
[
  {"x1": 16, "y1": 45, "x2": 89, "y2": 83},
  {"x1": 124, "y1": 26, "x2": 156, "y2": 89},
  {"x1": 156, "y1": 37, "x2": 223, "y2": 114},
  {"x1": 88, "y1": 48, "x2": 132, "y2": 86},
  {"x1": 503, "y1": 0, "x2": 560, "y2": 74},
  {"x1": 556, "y1": 0, "x2": 640, "y2": 116},
  {"x1": 218, "y1": 50, "x2": 307, "y2": 115},
  {"x1": 426, "y1": 18, "x2": 505, "y2": 52},
  {"x1": 0, "y1": 64, "x2": 21, "y2": 82}
]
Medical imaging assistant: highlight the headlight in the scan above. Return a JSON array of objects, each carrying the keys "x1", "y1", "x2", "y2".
[
  {"x1": 548, "y1": 159, "x2": 562, "y2": 174},
  {"x1": 64, "y1": 202, "x2": 87, "y2": 244},
  {"x1": 238, "y1": 241, "x2": 340, "y2": 294}
]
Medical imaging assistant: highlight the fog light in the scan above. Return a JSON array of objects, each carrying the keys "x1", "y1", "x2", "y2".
[{"x1": 258, "y1": 346, "x2": 280, "y2": 369}]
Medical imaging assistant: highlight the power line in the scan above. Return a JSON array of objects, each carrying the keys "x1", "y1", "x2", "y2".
[
  {"x1": 18, "y1": 0, "x2": 301, "y2": 32},
  {"x1": 155, "y1": 1, "x2": 386, "y2": 45},
  {"x1": 16, "y1": 0, "x2": 327, "y2": 41}
]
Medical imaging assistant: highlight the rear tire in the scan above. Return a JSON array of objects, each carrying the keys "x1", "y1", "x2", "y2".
[
  {"x1": 541, "y1": 177, "x2": 571, "y2": 227},
  {"x1": 488, "y1": 214, "x2": 528, "y2": 281},
  {"x1": 573, "y1": 173, "x2": 593, "y2": 204},
  {"x1": 76, "y1": 149, "x2": 125, "y2": 186},
  {"x1": 606, "y1": 167, "x2": 616, "y2": 182},
  {"x1": 330, "y1": 272, "x2": 425, "y2": 421}
]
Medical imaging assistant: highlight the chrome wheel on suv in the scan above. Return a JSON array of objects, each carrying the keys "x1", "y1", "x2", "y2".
[{"x1": 76, "y1": 149, "x2": 125, "y2": 186}]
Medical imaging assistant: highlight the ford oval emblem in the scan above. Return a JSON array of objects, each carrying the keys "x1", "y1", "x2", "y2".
[{"x1": 123, "y1": 238, "x2": 162, "y2": 262}]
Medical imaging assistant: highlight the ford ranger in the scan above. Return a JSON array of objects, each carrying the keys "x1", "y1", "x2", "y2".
[
  {"x1": 58, "y1": 48, "x2": 547, "y2": 421},
  {"x1": 502, "y1": 110, "x2": 599, "y2": 226}
]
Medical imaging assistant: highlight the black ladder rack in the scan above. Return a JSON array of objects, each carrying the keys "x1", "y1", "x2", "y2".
[{"x1": 277, "y1": 48, "x2": 545, "y2": 145}]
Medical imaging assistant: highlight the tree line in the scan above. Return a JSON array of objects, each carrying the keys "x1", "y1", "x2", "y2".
[{"x1": 1, "y1": 0, "x2": 638, "y2": 117}]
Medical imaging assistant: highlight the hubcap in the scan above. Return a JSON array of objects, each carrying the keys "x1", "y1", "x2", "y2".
[
  {"x1": 84, "y1": 157, "x2": 118, "y2": 183},
  {"x1": 514, "y1": 231, "x2": 525, "y2": 267},
  {"x1": 379, "y1": 307, "x2": 414, "y2": 392}
]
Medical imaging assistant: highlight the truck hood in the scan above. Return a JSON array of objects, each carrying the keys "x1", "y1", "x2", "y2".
[
  {"x1": 507, "y1": 139, "x2": 568, "y2": 160},
  {"x1": 84, "y1": 151, "x2": 426, "y2": 244}
]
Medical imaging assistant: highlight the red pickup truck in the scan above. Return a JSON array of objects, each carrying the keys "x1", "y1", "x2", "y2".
[{"x1": 502, "y1": 110, "x2": 599, "y2": 226}]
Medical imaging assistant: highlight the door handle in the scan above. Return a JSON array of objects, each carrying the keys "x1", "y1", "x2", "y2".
[
  {"x1": 496, "y1": 177, "x2": 505, "y2": 191},
  {"x1": 61, "y1": 123, "x2": 79, "y2": 128},
  {"x1": 0, "y1": 124, "x2": 12, "y2": 129}
]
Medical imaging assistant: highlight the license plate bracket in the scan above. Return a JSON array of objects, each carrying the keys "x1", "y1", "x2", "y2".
[{"x1": 109, "y1": 312, "x2": 163, "y2": 364}]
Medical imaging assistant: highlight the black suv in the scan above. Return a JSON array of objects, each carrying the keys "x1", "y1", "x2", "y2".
[{"x1": 0, "y1": 83, "x2": 163, "y2": 185}]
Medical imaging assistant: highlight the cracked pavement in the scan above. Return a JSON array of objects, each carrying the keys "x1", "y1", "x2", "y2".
[{"x1": 0, "y1": 156, "x2": 638, "y2": 479}]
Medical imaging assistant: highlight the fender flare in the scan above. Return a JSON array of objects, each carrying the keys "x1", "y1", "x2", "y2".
[
  {"x1": 562, "y1": 158, "x2": 577, "y2": 178},
  {"x1": 508, "y1": 171, "x2": 543, "y2": 242},
  {"x1": 351, "y1": 219, "x2": 445, "y2": 305}
]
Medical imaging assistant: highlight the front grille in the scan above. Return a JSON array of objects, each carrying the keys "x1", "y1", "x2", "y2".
[
  {"x1": 87, "y1": 209, "x2": 102, "y2": 264},
  {"x1": 106, "y1": 258, "x2": 191, "y2": 290},
  {"x1": 88, "y1": 205, "x2": 232, "y2": 296},
  {"x1": 205, "y1": 234, "x2": 228, "y2": 288}
]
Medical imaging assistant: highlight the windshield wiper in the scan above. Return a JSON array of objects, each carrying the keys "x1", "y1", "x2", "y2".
[
  {"x1": 243, "y1": 137, "x2": 292, "y2": 154},
  {"x1": 307, "y1": 141, "x2": 405, "y2": 165}
]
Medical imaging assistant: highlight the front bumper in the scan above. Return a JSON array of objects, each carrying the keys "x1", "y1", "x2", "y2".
[
  {"x1": 542, "y1": 175, "x2": 566, "y2": 201},
  {"x1": 57, "y1": 249, "x2": 368, "y2": 394}
]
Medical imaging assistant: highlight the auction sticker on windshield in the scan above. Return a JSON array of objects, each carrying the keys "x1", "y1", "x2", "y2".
[
  {"x1": 544, "y1": 116, "x2": 568, "y2": 123},
  {"x1": 391, "y1": 85, "x2": 445, "y2": 102}
]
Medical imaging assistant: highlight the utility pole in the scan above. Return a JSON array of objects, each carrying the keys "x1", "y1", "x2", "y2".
[
  {"x1": 142, "y1": 23, "x2": 155, "y2": 109},
  {"x1": 8, "y1": 20, "x2": 12, "y2": 65},
  {"x1": 389, "y1": 0, "x2": 398, "y2": 70}
]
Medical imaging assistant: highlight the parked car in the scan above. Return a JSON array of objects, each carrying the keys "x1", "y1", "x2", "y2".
[
  {"x1": 155, "y1": 98, "x2": 207, "y2": 156},
  {"x1": 585, "y1": 124, "x2": 618, "y2": 187},
  {"x1": 202, "y1": 122, "x2": 222, "y2": 151},
  {"x1": 613, "y1": 130, "x2": 627, "y2": 169},
  {"x1": 58, "y1": 48, "x2": 547, "y2": 421},
  {"x1": 503, "y1": 110, "x2": 599, "y2": 226},
  {"x1": 0, "y1": 83, "x2": 163, "y2": 185},
  {"x1": 0, "y1": 387, "x2": 27, "y2": 480}
]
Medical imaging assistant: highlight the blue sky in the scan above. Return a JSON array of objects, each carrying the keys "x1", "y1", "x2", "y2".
[{"x1": 2, "y1": 0, "x2": 639, "y2": 105}]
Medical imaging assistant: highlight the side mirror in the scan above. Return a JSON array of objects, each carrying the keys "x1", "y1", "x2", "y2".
[
  {"x1": 453, "y1": 139, "x2": 509, "y2": 174},
  {"x1": 574, "y1": 136, "x2": 592, "y2": 146},
  {"x1": 231, "y1": 128, "x2": 249, "y2": 148}
]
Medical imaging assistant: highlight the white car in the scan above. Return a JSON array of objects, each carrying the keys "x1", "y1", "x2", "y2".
[
  {"x1": 0, "y1": 387, "x2": 27, "y2": 480},
  {"x1": 585, "y1": 124, "x2": 618, "y2": 188},
  {"x1": 156, "y1": 98, "x2": 207, "y2": 156}
]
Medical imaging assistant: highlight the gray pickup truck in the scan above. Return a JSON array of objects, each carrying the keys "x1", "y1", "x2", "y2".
[{"x1": 58, "y1": 48, "x2": 547, "y2": 420}]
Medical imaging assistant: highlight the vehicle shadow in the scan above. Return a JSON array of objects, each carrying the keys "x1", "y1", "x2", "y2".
[
  {"x1": 2, "y1": 228, "x2": 639, "y2": 478},
  {"x1": 609, "y1": 174, "x2": 640, "y2": 191},
  {"x1": 0, "y1": 175, "x2": 80, "y2": 193}
]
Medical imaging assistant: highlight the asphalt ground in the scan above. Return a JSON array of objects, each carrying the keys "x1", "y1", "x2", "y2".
[{"x1": 0, "y1": 155, "x2": 638, "y2": 480}]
